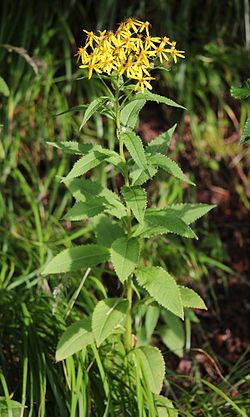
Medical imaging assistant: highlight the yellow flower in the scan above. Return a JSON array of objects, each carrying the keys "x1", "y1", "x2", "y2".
[
  {"x1": 77, "y1": 20, "x2": 185, "y2": 81},
  {"x1": 131, "y1": 75, "x2": 155, "y2": 92}
]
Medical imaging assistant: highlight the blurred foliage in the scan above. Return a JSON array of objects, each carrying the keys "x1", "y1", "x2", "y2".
[{"x1": 0, "y1": 0, "x2": 249, "y2": 415}]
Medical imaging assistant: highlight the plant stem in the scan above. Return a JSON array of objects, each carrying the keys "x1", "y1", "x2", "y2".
[{"x1": 115, "y1": 83, "x2": 133, "y2": 349}]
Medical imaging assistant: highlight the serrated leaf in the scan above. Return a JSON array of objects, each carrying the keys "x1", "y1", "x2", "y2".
[
  {"x1": 56, "y1": 318, "x2": 94, "y2": 361},
  {"x1": 130, "y1": 162, "x2": 157, "y2": 185},
  {"x1": 0, "y1": 76, "x2": 10, "y2": 96},
  {"x1": 64, "y1": 198, "x2": 106, "y2": 220},
  {"x1": 149, "y1": 153, "x2": 194, "y2": 185},
  {"x1": 80, "y1": 96, "x2": 108, "y2": 129},
  {"x1": 136, "y1": 346, "x2": 165, "y2": 394},
  {"x1": 136, "y1": 267, "x2": 184, "y2": 318},
  {"x1": 120, "y1": 98, "x2": 146, "y2": 128},
  {"x1": 230, "y1": 79, "x2": 250, "y2": 100},
  {"x1": 160, "y1": 310, "x2": 185, "y2": 357},
  {"x1": 179, "y1": 286, "x2": 207, "y2": 310},
  {"x1": 240, "y1": 117, "x2": 250, "y2": 144},
  {"x1": 63, "y1": 151, "x2": 106, "y2": 181},
  {"x1": 146, "y1": 124, "x2": 177, "y2": 155},
  {"x1": 111, "y1": 237, "x2": 139, "y2": 282},
  {"x1": 42, "y1": 244, "x2": 110, "y2": 274},
  {"x1": 95, "y1": 216, "x2": 125, "y2": 247},
  {"x1": 130, "y1": 91, "x2": 185, "y2": 109},
  {"x1": 121, "y1": 131, "x2": 147, "y2": 169},
  {"x1": 121, "y1": 186, "x2": 147, "y2": 223},
  {"x1": 133, "y1": 208, "x2": 197, "y2": 239},
  {"x1": 92, "y1": 298, "x2": 128, "y2": 346},
  {"x1": 65, "y1": 178, "x2": 126, "y2": 219},
  {"x1": 63, "y1": 147, "x2": 122, "y2": 181},
  {"x1": 47, "y1": 141, "x2": 94, "y2": 154},
  {"x1": 167, "y1": 203, "x2": 216, "y2": 225}
]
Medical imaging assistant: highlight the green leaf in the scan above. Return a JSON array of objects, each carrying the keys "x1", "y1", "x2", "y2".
[
  {"x1": 149, "y1": 153, "x2": 195, "y2": 185},
  {"x1": 230, "y1": 79, "x2": 250, "y2": 100},
  {"x1": 160, "y1": 310, "x2": 185, "y2": 357},
  {"x1": 65, "y1": 178, "x2": 126, "y2": 219},
  {"x1": 240, "y1": 117, "x2": 250, "y2": 144},
  {"x1": 146, "y1": 124, "x2": 177, "y2": 155},
  {"x1": 42, "y1": 244, "x2": 110, "y2": 274},
  {"x1": 95, "y1": 217, "x2": 125, "y2": 247},
  {"x1": 121, "y1": 131, "x2": 147, "y2": 170},
  {"x1": 154, "y1": 395, "x2": 178, "y2": 417},
  {"x1": 121, "y1": 186, "x2": 147, "y2": 223},
  {"x1": 145, "y1": 305, "x2": 160, "y2": 341},
  {"x1": 63, "y1": 151, "x2": 106, "y2": 181},
  {"x1": 130, "y1": 162, "x2": 157, "y2": 185},
  {"x1": 0, "y1": 398, "x2": 23, "y2": 417},
  {"x1": 47, "y1": 141, "x2": 94, "y2": 154},
  {"x1": 130, "y1": 91, "x2": 185, "y2": 109},
  {"x1": 136, "y1": 346, "x2": 165, "y2": 394},
  {"x1": 167, "y1": 203, "x2": 216, "y2": 225},
  {"x1": 179, "y1": 286, "x2": 207, "y2": 310},
  {"x1": 64, "y1": 198, "x2": 106, "y2": 220},
  {"x1": 80, "y1": 96, "x2": 108, "y2": 129},
  {"x1": 120, "y1": 98, "x2": 146, "y2": 128},
  {"x1": 92, "y1": 298, "x2": 128, "y2": 346},
  {"x1": 0, "y1": 76, "x2": 10, "y2": 96},
  {"x1": 62, "y1": 147, "x2": 122, "y2": 181},
  {"x1": 111, "y1": 237, "x2": 139, "y2": 282},
  {"x1": 133, "y1": 208, "x2": 197, "y2": 239},
  {"x1": 56, "y1": 318, "x2": 94, "y2": 361},
  {"x1": 135, "y1": 267, "x2": 184, "y2": 318},
  {"x1": 56, "y1": 104, "x2": 88, "y2": 116}
]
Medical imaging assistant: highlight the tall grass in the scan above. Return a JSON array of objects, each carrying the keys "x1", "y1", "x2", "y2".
[{"x1": 0, "y1": 1, "x2": 249, "y2": 415}]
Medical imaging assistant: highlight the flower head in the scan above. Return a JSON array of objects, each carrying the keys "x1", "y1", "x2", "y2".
[{"x1": 77, "y1": 19, "x2": 185, "y2": 91}]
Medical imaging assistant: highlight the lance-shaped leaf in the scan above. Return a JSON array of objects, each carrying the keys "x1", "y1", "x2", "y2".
[
  {"x1": 129, "y1": 91, "x2": 185, "y2": 109},
  {"x1": 135, "y1": 267, "x2": 184, "y2": 319},
  {"x1": 80, "y1": 96, "x2": 108, "y2": 129},
  {"x1": 62, "y1": 147, "x2": 122, "y2": 181},
  {"x1": 179, "y1": 286, "x2": 207, "y2": 310},
  {"x1": 47, "y1": 141, "x2": 94, "y2": 155},
  {"x1": 130, "y1": 162, "x2": 157, "y2": 186},
  {"x1": 65, "y1": 178, "x2": 127, "y2": 219},
  {"x1": 64, "y1": 198, "x2": 106, "y2": 221},
  {"x1": 111, "y1": 237, "x2": 139, "y2": 282},
  {"x1": 62, "y1": 150, "x2": 106, "y2": 181},
  {"x1": 56, "y1": 318, "x2": 94, "y2": 361},
  {"x1": 160, "y1": 310, "x2": 185, "y2": 358},
  {"x1": 136, "y1": 346, "x2": 165, "y2": 394},
  {"x1": 146, "y1": 124, "x2": 177, "y2": 155},
  {"x1": 42, "y1": 244, "x2": 110, "y2": 274},
  {"x1": 121, "y1": 131, "x2": 147, "y2": 169},
  {"x1": 92, "y1": 298, "x2": 128, "y2": 346},
  {"x1": 149, "y1": 153, "x2": 195, "y2": 185},
  {"x1": 121, "y1": 186, "x2": 147, "y2": 223},
  {"x1": 167, "y1": 203, "x2": 216, "y2": 225},
  {"x1": 133, "y1": 208, "x2": 197, "y2": 239},
  {"x1": 120, "y1": 98, "x2": 146, "y2": 128}
]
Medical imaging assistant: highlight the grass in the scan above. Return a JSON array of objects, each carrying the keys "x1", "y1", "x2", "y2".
[{"x1": 0, "y1": 0, "x2": 249, "y2": 415}]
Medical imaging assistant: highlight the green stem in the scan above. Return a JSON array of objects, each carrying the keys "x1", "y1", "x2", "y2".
[{"x1": 115, "y1": 83, "x2": 133, "y2": 349}]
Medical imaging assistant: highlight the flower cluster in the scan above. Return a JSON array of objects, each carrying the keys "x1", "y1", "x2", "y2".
[{"x1": 76, "y1": 18, "x2": 185, "y2": 92}]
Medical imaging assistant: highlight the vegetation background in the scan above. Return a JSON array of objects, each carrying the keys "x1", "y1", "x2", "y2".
[{"x1": 0, "y1": 0, "x2": 249, "y2": 416}]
